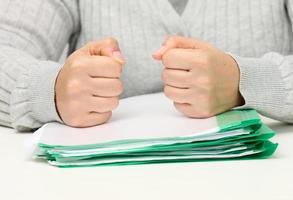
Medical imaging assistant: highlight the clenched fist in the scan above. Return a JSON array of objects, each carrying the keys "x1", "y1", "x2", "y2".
[
  {"x1": 153, "y1": 36, "x2": 244, "y2": 118},
  {"x1": 55, "y1": 38, "x2": 125, "y2": 128}
]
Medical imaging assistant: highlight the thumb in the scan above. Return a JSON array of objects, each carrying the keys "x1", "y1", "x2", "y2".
[
  {"x1": 100, "y1": 38, "x2": 126, "y2": 64},
  {"x1": 82, "y1": 38, "x2": 126, "y2": 64},
  {"x1": 152, "y1": 35, "x2": 205, "y2": 60}
]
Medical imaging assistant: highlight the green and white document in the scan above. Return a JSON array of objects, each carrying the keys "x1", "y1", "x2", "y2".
[{"x1": 31, "y1": 93, "x2": 277, "y2": 167}]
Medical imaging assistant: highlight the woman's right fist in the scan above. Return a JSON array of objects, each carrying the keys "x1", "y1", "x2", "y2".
[{"x1": 55, "y1": 38, "x2": 125, "y2": 128}]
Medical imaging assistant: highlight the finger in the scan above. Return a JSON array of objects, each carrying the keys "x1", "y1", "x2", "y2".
[
  {"x1": 85, "y1": 112, "x2": 112, "y2": 127},
  {"x1": 162, "y1": 48, "x2": 196, "y2": 70},
  {"x1": 69, "y1": 112, "x2": 112, "y2": 128},
  {"x1": 90, "y1": 78, "x2": 123, "y2": 97},
  {"x1": 89, "y1": 96, "x2": 119, "y2": 113},
  {"x1": 174, "y1": 102, "x2": 214, "y2": 118},
  {"x1": 161, "y1": 68, "x2": 190, "y2": 88},
  {"x1": 84, "y1": 56, "x2": 122, "y2": 78},
  {"x1": 153, "y1": 35, "x2": 206, "y2": 60},
  {"x1": 164, "y1": 85, "x2": 192, "y2": 104},
  {"x1": 100, "y1": 38, "x2": 125, "y2": 64},
  {"x1": 81, "y1": 38, "x2": 125, "y2": 64},
  {"x1": 164, "y1": 35, "x2": 206, "y2": 49},
  {"x1": 174, "y1": 102, "x2": 198, "y2": 118}
]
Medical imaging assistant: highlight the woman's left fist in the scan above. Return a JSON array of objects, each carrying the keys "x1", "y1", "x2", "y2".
[{"x1": 153, "y1": 36, "x2": 244, "y2": 118}]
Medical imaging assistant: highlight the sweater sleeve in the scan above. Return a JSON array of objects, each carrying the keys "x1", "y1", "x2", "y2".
[
  {"x1": 232, "y1": 53, "x2": 293, "y2": 123},
  {"x1": 0, "y1": 0, "x2": 80, "y2": 131},
  {"x1": 229, "y1": 1, "x2": 293, "y2": 123}
]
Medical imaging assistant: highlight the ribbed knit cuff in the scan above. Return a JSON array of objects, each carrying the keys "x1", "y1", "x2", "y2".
[
  {"x1": 230, "y1": 54, "x2": 287, "y2": 116},
  {"x1": 30, "y1": 61, "x2": 63, "y2": 124}
]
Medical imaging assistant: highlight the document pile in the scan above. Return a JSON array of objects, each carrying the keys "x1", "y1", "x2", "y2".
[{"x1": 31, "y1": 93, "x2": 277, "y2": 167}]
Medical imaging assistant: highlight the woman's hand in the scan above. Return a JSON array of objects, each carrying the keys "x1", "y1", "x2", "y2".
[
  {"x1": 55, "y1": 38, "x2": 125, "y2": 127},
  {"x1": 153, "y1": 36, "x2": 244, "y2": 118}
]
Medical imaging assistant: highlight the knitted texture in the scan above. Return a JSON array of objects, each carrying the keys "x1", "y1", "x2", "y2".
[{"x1": 0, "y1": 0, "x2": 293, "y2": 131}]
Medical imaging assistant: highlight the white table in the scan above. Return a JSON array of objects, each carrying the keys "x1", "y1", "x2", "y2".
[{"x1": 0, "y1": 116, "x2": 292, "y2": 200}]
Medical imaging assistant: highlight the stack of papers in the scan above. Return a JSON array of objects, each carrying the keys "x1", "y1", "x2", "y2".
[{"x1": 31, "y1": 93, "x2": 277, "y2": 167}]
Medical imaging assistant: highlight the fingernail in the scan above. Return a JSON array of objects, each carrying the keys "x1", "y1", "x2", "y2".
[{"x1": 112, "y1": 50, "x2": 126, "y2": 63}]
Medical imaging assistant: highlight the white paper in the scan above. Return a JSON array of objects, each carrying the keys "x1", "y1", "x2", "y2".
[{"x1": 37, "y1": 93, "x2": 219, "y2": 146}]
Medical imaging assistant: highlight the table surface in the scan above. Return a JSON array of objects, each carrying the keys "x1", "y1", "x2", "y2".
[{"x1": 0, "y1": 116, "x2": 292, "y2": 200}]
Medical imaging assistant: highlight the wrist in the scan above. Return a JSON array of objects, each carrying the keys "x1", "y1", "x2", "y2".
[
  {"x1": 225, "y1": 53, "x2": 245, "y2": 107},
  {"x1": 29, "y1": 61, "x2": 63, "y2": 123}
]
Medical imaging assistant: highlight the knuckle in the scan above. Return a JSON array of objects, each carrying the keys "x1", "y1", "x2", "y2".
[
  {"x1": 164, "y1": 86, "x2": 173, "y2": 98},
  {"x1": 103, "y1": 37, "x2": 118, "y2": 45},
  {"x1": 84, "y1": 41, "x2": 98, "y2": 51},
  {"x1": 161, "y1": 69, "x2": 168, "y2": 82},
  {"x1": 108, "y1": 60, "x2": 122, "y2": 77},
  {"x1": 174, "y1": 102, "x2": 185, "y2": 112},
  {"x1": 99, "y1": 112, "x2": 112, "y2": 123},
  {"x1": 69, "y1": 57, "x2": 84, "y2": 70},
  {"x1": 116, "y1": 80, "x2": 124, "y2": 94},
  {"x1": 164, "y1": 48, "x2": 177, "y2": 59},
  {"x1": 85, "y1": 41, "x2": 94, "y2": 47},
  {"x1": 167, "y1": 35, "x2": 179, "y2": 45},
  {"x1": 65, "y1": 79, "x2": 83, "y2": 96},
  {"x1": 174, "y1": 103, "x2": 194, "y2": 117},
  {"x1": 162, "y1": 49, "x2": 178, "y2": 67},
  {"x1": 163, "y1": 85, "x2": 170, "y2": 94},
  {"x1": 110, "y1": 98, "x2": 119, "y2": 109},
  {"x1": 182, "y1": 105, "x2": 214, "y2": 119},
  {"x1": 115, "y1": 64, "x2": 123, "y2": 75},
  {"x1": 111, "y1": 79, "x2": 123, "y2": 95},
  {"x1": 95, "y1": 111, "x2": 112, "y2": 125}
]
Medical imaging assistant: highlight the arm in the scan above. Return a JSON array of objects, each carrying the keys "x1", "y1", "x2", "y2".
[{"x1": 0, "y1": 0, "x2": 80, "y2": 131}]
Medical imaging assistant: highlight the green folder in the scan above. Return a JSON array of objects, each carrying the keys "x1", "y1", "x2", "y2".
[{"x1": 31, "y1": 93, "x2": 277, "y2": 168}]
